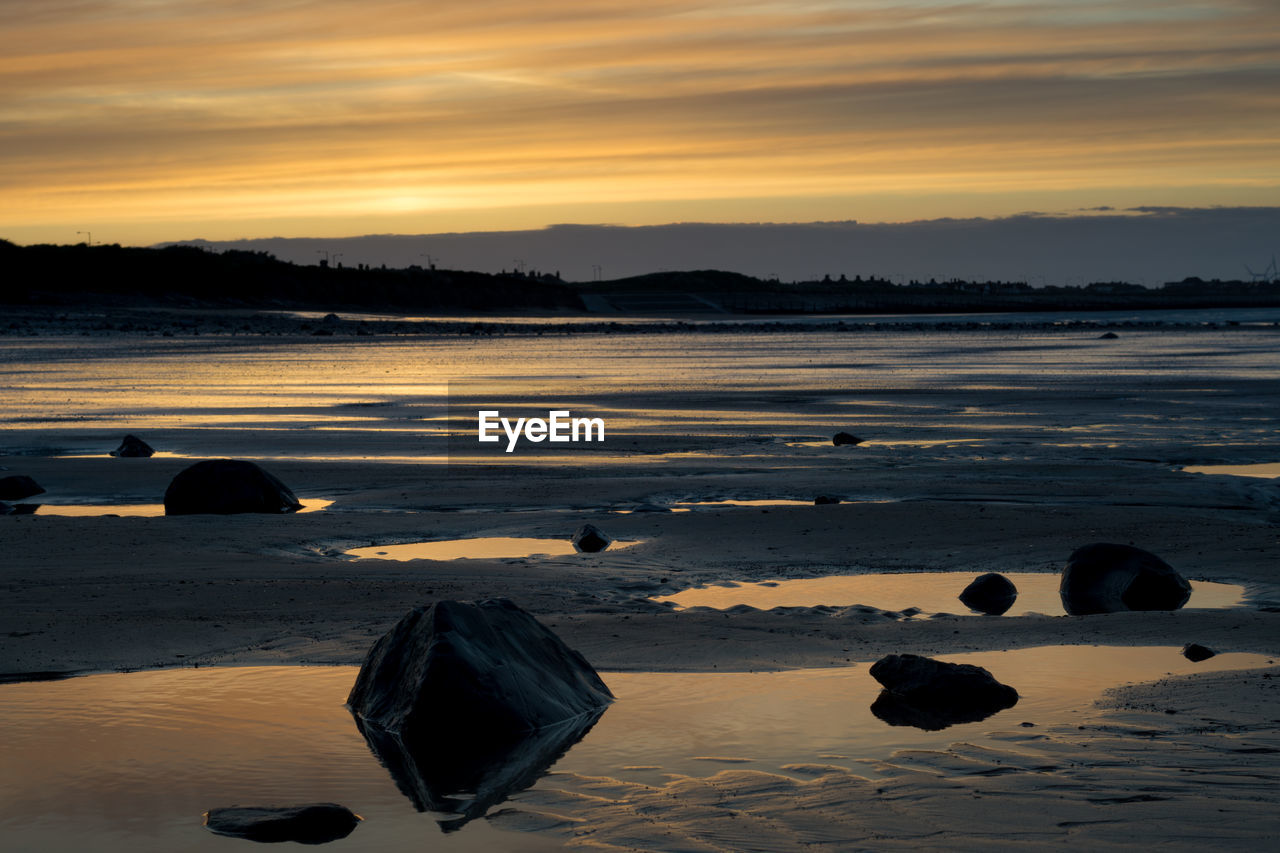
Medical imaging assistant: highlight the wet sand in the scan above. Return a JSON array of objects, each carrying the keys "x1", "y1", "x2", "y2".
[{"x1": 1, "y1": 316, "x2": 1278, "y2": 849}]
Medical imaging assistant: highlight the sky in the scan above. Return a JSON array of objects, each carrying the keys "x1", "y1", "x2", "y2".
[{"x1": 2, "y1": 1, "x2": 1278, "y2": 247}]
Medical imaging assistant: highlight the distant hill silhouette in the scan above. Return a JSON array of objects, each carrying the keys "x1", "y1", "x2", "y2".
[
  {"x1": 157, "y1": 207, "x2": 1280, "y2": 285},
  {"x1": 0, "y1": 240, "x2": 579, "y2": 312},
  {"x1": 2, "y1": 239, "x2": 1276, "y2": 315}
]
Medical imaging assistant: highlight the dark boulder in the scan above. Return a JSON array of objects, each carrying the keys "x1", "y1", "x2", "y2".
[
  {"x1": 163, "y1": 459, "x2": 303, "y2": 515},
  {"x1": 1182, "y1": 643, "x2": 1216, "y2": 662},
  {"x1": 572, "y1": 523, "x2": 612, "y2": 553},
  {"x1": 869, "y1": 653, "x2": 1018, "y2": 730},
  {"x1": 111, "y1": 434, "x2": 154, "y2": 457},
  {"x1": 1059, "y1": 543, "x2": 1191, "y2": 615},
  {"x1": 347, "y1": 598, "x2": 613, "y2": 745},
  {"x1": 0, "y1": 475, "x2": 44, "y2": 501},
  {"x1": 204, "y1": 804, "x2": 360, "y2": 844},
  {"x1": 959, "y1": 572, "x2": 1018, "y2": 615},
  {"x1": 1098, "y1": 331, "x2": 1120, "y2": 340},
  {"x1": 814, "y1": 495, "x2": 841, "y2": 505},
  {"x1": 832, "y1": 432, "x2": 862, "y2": 446}
]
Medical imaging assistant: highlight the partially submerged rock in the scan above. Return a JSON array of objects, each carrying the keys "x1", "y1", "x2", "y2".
[
  {"x1": 0, "y1": 475, "x2": 44, "y2": 501},
  {"x1": 1098, "y1": 331, "x2": 1120, "y2": 339},
  {"x1": 832, "y1": 431, "x2": 862, "y2": 446},
  {"x1": 348, "y1": 598, "x2": 612, "y2": 828},
  {"x1": 1182, "y1": 643, "x2": 1217, "y2": 662},
  {"x1": 348, "y1": 598, "x2": 613, "y2": 743},
  {"x1": 1059, "y1": 543, "x2": 1191, "y2": 615},
  {"x1": 959, "y1": 572, "x2": 1018, "y2": 615},
  {"x1": 163, "y1": 459, "x2": 303, "y2": 515},
  {"x1": 572, "y1": 523, "x2": 612, "y2": 553},
  {"x1": 204, "y1": 803, "x2": 360, "y2": 844},
  {"x1": 869, "y1": 653, "x2": 1018, "y2": 730},
  {"x1": 814, "y1": 495, "x2": 841, "y2": 505},
  {"x1": 111, "y1": 434, "x2": 155, "y2": 457}
]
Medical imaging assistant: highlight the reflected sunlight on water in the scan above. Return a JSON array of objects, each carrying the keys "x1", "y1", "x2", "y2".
[
  {"x1": 3, "y1": 328, "x2": 1278, "y2": 453},
  {"x1": 1184, "y1": 462, "x2": 1280, "y2": 479},
  {"x1": 346, "y1": 536, "x2": 640, "y2": 560},
  {"x1": 655, "y1": 572, "x2": 1247, "y2": 616},
  {"x1": 1, "y1": 648, "x2": 1274, "y2": 851}
]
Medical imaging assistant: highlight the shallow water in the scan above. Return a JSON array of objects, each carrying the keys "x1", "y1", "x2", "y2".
[
  {"x1": 0, "y1": 647, "x2": 1273, "y2": 851},
  {"x1": 655, "y1": 572, "x2": 1247, "y2": 616},
  {"x1": 1184, "y1": 462, "x2": 1280, "y2": 479},
  {"x1": 346, "y1": 536, "x2": 640, "y2": 560},
  {"x1": 677, "y1": 498, "x2": 820, "y2": 508},
  {"x1": 27, "y1": 499, "x2": 335, "y2": 517},
  {"x1": 3, "y1": 326, "x2": 1277, "y2": 459}
]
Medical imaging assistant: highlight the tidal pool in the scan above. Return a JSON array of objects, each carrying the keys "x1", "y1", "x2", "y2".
[
  {"x1": 24, "y1": 499, "x2": 335, "y2": 517},
  {"x1": 1184, "y1": 462, "x2": 1280, "y2": 479},
  {"x1": 346, "y1": 536, "x2": 640, "y2": 561},
  {"x1": 676, "y1": 498, "x2": 820, "y2": 508},
  {"x1": 0, "y1": 647, "x2": 1273, "y2": 851},
  {"x1": 654, "y1": 572, "x2": 1247, "y2": 616}
]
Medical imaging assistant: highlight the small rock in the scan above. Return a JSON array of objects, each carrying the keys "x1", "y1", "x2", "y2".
[
  {"x1": 832, "y1": 432, "x2": 862, "y2": 446},
  {"x1": 1098, "y1": 331, "x2": 1119, "y2": 339},
  {"x1": 959, "y1": 572, "x2": 1018, "y2": 616},
  {"x1": 111, "y1": 434, "x2": 155, "y2": 457},
  {"x1": 572, "y1": 523, "x2": 612, "y2": 553},
  {"x1": 814, "y1": 495, "x2": 841, "y2": 505},
  {"x1": 1182, "y1": 643, "x2": 1216, "y2": 662},
  {"x1": 322, "y1": 313, "x2": 342, "y2": 324},
  {"x1": 204, "y1": 803, "x2": 360, "y2": 844},
  {"x1": 0, "y1": 475, "x2": 44, "y2": 501}
]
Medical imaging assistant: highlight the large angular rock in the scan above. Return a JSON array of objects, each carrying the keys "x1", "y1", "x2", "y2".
[
  {"x1": 869, "y1": 653, "x2": 1018, "y2": 731},
  {"x1": 0, "y1": 475, "x2": 44, "y2": 501},
  {"x1": 204, "y1": 804, "x2": 360, "y2": 844},
  {"x1": 163, "y1": 459, "x2": 302, "y2": 515},
  {"x1": 572, "y1": 523, "x2": 611, "y2": 553},
  {"x1": 959, "y1": 572, "x2": 1018, "y2": 615},
  {"x1": 347, "y1": 599, "x2": 613, "y2": 745},
  {"x1": 1059, "y1": 543, "x2": 1191, "y2": 615},
  {"x1": 832, "y1": 431, "x2": 862, "y2": 446},
  {"x1": 111, "y1": 434, "x2": 155, "y2": 457}
]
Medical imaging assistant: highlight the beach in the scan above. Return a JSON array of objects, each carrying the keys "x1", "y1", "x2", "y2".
[{"x1": 2, "y1": 308, "x2": 1278, "y2": 850}]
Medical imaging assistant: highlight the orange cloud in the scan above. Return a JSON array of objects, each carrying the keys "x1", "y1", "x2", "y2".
[{"x1": 2, "y1": 0, "x2": 1277, "y2": 244}]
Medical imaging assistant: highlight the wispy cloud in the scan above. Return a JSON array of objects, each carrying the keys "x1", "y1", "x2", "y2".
[{"x1": 2, "y1": 1, "x2": 1277, "y2": 242}]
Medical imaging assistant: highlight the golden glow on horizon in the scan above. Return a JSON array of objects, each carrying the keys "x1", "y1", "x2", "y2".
[{"x1": 2, "y1": 0, "x2": 1278, "y2": 244}]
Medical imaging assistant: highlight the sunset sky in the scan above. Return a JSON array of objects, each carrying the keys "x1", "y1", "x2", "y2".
[{"x1": 3, "y1": 0, "x2": 1278, "y2": 246}]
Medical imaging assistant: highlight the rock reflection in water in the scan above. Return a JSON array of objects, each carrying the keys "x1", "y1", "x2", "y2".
[
  {"x1": 353, "y1": 707, "x2": 605, "y2": 831},
  {"x1": 870, "y1": 691, "x2": 1014, "y2": 731}
]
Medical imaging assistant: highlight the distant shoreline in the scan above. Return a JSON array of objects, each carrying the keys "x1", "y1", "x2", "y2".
[
  {"x1": 3, "y1": 302, "x2": 1277, "y2": 340},
  {"x1": 4, "y1": 239, "x2": 1279, "y2": 319}
]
